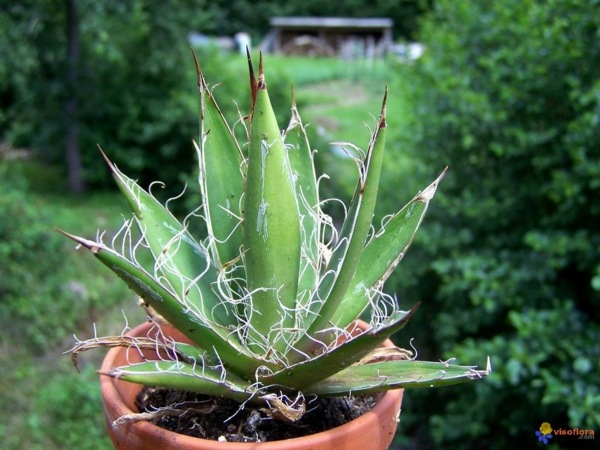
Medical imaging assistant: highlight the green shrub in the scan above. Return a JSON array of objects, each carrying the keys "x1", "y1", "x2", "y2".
[{"x1": 389, "y1": 0, "x2": 600, "y2": 448}]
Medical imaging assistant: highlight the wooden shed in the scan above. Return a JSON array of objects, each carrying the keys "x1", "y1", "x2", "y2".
[{"x1": 261, "y1": 17, "x2": 394, "y2": 57}]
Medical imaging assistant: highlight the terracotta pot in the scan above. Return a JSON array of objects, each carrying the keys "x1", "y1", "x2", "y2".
[{"x1": 100, "y1": 321, "x2": 403, "y2": 450}]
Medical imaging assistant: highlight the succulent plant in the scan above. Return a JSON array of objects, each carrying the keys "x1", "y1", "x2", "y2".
[{"x1": 62, "y1": 52, "x2": 490, "y2": 422}]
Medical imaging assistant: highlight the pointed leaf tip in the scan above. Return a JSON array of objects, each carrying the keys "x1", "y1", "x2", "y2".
[
  {"x1": 247, "y1": 49, "x2": 257, "y2": 115},
  {"x1": 258, "y1": 52, "x2": 266, "y2": 89},
  {"x1": 379, "y1": 88, "x2": 388, "y2": 127},
  {"x1": 97, "y1": 146, "x2": 118, "y2": 176},
  {"x1": 246, "y1": 46, "x2": 255, "y2": 78},
  {"x1": 245, "y1": 44, "x2": 252, "y2": 65},
  {"x1": 56, "y1": 229, "x2": 102, "y2": 254},
  {"x1": 400, "y1": 302, "x2": 420, "y2": 323},
  {"x1": 191, "y1": 49, "x2": 200, "y2": 77},
  {"x1": 191, "y1": 49, "x2": 208, "y2": 91},
  {"x1": 418, "y1": 168, "x2": 447, "y2": 203},
  {"x1": 97, "y1": 369, "x2": 117, "y2": 378}
]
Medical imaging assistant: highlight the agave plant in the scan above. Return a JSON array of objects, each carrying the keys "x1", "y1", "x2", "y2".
[{"x1": 62, "y1": 52, "x2": 489, "y2": 422}]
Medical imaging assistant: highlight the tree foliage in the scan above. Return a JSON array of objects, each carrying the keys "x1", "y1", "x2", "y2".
[
  {"x1": 391, "y1": 0, "x2": 600, "y2": 447},
  {"x1": 1, "y1": 0, "x2": 214, "y2": 193}
]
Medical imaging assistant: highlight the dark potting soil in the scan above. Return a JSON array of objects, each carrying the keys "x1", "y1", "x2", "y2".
[{"x1": 136, "y1": 386, "x2": 378, "y2": 443}]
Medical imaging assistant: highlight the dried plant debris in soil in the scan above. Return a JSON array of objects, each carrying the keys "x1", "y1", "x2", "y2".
[{"x1": 136, "y1": 386, "x2": 378, "y2": 443}]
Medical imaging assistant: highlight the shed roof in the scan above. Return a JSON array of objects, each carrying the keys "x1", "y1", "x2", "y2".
[{"x1": 270, "y1": 17, "x2": 393, "y2": 29}]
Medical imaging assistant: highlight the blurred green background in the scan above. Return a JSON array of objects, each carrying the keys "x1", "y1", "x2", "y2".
[{"x1": 1, "y1": 1, "x2": 598, "y2": 449}]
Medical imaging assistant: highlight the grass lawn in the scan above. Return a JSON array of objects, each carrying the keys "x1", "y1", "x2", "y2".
[{"x1": 0, "y1": 161, "x2": 143, "y2": 450}]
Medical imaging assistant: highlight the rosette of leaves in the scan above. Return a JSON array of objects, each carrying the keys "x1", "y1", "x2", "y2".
[{"x1": 62, "y1": 53, "x2": 489, "y2": 422}]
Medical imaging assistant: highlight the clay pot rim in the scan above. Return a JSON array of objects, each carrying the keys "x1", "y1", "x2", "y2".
[{"x1": 100, "y1": 321, "x2": 403, "y2": 449}]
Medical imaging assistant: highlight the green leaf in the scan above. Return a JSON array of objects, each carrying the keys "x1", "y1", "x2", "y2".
[
  {"x1": 193, "y1": 53, "x2": 244, "y2": 271},
  {"x1": 262, "y1": 304, "x2": 418, "y2": 389},
  {"x1": 172, "y1": 342, "x2": 219, "y2": 366},
  {"x1": 332, "y1": 171, "x2": 446, "y2": 328},
  {"x1": 304, "y1": 357, "x2": 492, "y2": 396},
  {"x1": 103, "y1": 360, "x2": 253, "y2": 402},
  {"x1": 283, "y1": 95, "x2": 320, "y2": 326},
  {"x1": 58, "y1": 231, "x2": 277, "y2": 378},
  {"x1": 243, "y1": 63, "x2": 301, "y2": 355},
  {"x1": 100, "y1": 149, "x2": 236, "y2": 329},
  {"x1": 300, "y1": 92, "x2": 388, "y2": 349}
]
